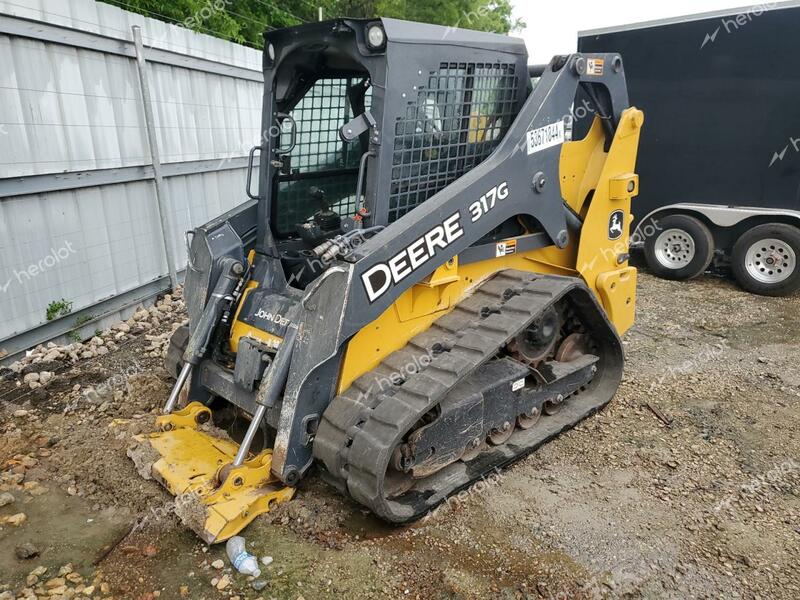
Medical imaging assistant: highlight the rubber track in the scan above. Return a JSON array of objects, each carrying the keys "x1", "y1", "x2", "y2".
[{"x1": 313, "y1": 271, "x2": 621, "y2": 522}]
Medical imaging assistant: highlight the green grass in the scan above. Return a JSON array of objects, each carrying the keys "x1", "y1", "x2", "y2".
[{"x1": 46, "y1": 298, "x2": 73, "y2": 321}]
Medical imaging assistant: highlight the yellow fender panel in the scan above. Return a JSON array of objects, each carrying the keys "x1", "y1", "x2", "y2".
[{"x1": 596, "y1": 266, "x2": 638, "y2": 335}]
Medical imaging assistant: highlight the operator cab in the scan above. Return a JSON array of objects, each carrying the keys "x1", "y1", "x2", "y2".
[{"x1": 257, "y1": 19, "x2": 531, "y2": 287}]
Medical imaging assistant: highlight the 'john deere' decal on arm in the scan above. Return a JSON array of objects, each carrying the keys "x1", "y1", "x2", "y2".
[{"x1": 608, "y1": 210, "x2": 624, "y2": 240}]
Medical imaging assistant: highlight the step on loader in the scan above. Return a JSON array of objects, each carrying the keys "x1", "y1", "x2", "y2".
[{"x1": 130, "y1": 17, "x2": 643, "y2": 543}]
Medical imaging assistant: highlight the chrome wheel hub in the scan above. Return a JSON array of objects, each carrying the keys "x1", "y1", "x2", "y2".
[
  {"x1": 744, "y1": 238, "x2": 796, "y2": 284},
  {"x1": 654, "y1": 228, "x2": 696, "y2": 269}
]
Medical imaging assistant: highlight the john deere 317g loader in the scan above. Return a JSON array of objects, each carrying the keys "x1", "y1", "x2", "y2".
[{"x1": 131, "y1": 17, "x2": 643, "y2": 543}]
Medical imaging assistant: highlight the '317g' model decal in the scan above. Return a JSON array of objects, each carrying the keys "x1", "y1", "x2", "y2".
[
  {"x1": 360, "y1": 182, "x2": 511, "y2": 304},
  {"x1": 468, "y1": 181, "x2": 509, "y2": 222}
]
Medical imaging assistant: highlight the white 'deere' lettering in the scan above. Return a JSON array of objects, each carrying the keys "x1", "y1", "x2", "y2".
[{"x1": 361, "y1": 212, "x2": 464, "y2": 303}]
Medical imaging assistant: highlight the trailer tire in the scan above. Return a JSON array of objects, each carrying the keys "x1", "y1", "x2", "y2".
[
  {"x1": 731, "y1": 223, "x2": 800, "y2": 297},
  {"x1": 643, "y1": 214, "x2": 715, "y2": 280},
  {"x1": 165, "y1": 324, "x2": 190, "y2": 380}
]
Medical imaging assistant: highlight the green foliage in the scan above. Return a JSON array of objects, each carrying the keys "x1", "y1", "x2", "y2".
[
  {"x1": 75, "y1": 314, "x2": 93, "y2": 327},
  {"x1": 100, "y1": 0, "x2": 522, "y2": 48},
  {"x1": 68, "y1": 331, "x2": 83, "y2": 343},
  {"x1": 46, "y1": 299, "x2": 73, "y2": 321}
]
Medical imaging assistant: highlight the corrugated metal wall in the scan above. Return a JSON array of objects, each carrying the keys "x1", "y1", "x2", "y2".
[{"x1": 0, "y1": 0, "x2": 265, "y2": 359}]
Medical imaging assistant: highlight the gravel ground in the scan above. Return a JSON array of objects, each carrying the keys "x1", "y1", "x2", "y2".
[{"x1": 0, "y1": 271, "x2": 798, "y2": 600}]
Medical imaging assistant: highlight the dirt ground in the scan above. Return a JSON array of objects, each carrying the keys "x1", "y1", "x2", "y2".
[{"x1": 1, "y1": 271, "x2": 799, "y2": 600}]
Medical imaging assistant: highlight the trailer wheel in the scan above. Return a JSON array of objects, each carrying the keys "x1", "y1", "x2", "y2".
[
  {"x1": 643, "y1": 214, "x2": 714, "y2": 280},
  {"x1": 731, "y1": 223, "x2": 800, "y2": 296}
]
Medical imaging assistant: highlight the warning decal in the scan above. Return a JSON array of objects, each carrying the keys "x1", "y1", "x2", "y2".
[
  {"x1": 496, "y1": 239, "x2": 517, "y2": 257},
  {"x1": 587, "y1": 58, "x2": 604, "y2": 76}
]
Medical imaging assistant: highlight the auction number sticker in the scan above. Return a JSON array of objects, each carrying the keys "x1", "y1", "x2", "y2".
[{"x1": 526, "y1": 121, "x2": 565, "y2": 155}]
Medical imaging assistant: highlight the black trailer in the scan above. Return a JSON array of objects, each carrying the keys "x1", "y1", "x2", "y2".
[{"x1": 578, "y1": 1, "x2": 800, "y2": 296}]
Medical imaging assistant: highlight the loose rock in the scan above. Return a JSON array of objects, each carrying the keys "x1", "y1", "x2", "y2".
[
  {"x1": 1, "y1": 513, "x2": 27, "y2": 526},
  {"x1": 216, "y1": 575, "x2": 230, "y2": 590},
  {"x1": 14, "y1": 542, "x2": 39, "y2": 560}
]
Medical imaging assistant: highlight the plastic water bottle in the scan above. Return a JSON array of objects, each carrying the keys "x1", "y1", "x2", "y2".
[{"x1": 225, "y1": 536, "x2": 261, "y2": 578}]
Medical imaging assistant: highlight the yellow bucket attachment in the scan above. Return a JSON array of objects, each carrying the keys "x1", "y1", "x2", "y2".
[{"x1": 132, "y1": 402, "x2": 295, "y2": 544}]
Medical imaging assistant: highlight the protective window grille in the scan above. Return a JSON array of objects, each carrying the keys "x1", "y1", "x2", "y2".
[
  {"x1": 275, "y1": 78, "x2": 371, "y2": 235},
  {"x1": 388, "y1": 62, "x2": 519, "y2": 223}
]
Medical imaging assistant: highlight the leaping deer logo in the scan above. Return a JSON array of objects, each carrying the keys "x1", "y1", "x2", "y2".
[{"x1": 608, "y1": 210, "x2": 624, "y2": 240}]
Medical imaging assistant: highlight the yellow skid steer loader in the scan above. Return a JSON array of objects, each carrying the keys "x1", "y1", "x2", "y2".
[{"x1": 131, "y1": 17, "x2": 643, "y2": 543}]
